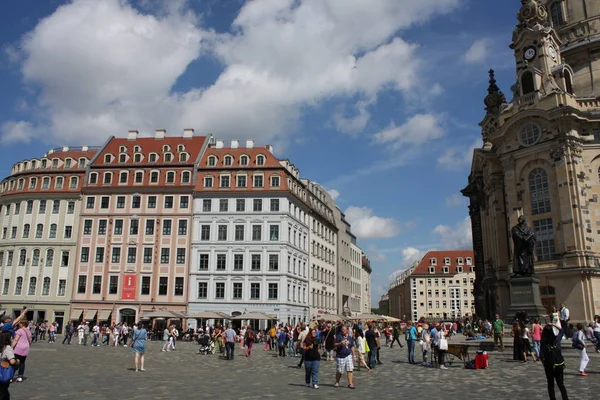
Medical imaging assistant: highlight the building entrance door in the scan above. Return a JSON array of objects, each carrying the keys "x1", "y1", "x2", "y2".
[{"x1": 120, "y1": 308, "x2": 136, "y2": 327}]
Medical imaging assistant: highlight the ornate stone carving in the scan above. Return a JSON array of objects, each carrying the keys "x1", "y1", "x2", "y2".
[
  {"x1": 484, "y1": 70, "x2": 507, "y2": 114},
  {"x1": 517, "y1": 0, "x2": 548, "y2": 29}
]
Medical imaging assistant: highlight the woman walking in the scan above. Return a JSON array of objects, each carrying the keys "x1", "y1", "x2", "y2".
[
  {"x1": 303, "y1": 329, "x2": 321, "y2": 389},
  {"x1": 520, "y1": 322, "x2": 536, "y2": 362},
  {"x1": 531, "y1": 318, "x2": 542, "y2": 359},
  {"x1": 131, "y1": 323, "x2": 147, "y2": 372},
  {"x1": 540, "y1": 325, "x2": 568, "y2": 400},
  {"x1": 0, "y1": 331, "x2": 19, "y2": 399},
  {"x1": 354, "y1": 329, "x2": 370, "y2": 371},
  {"x1": 244, "y1": 326, "x2": 255, "y2": 357},
  {"x1": 11, "y1": 320, "x2": 31, "y2": 383},
  {"x1": 571, "y1": 323, "x2": 589, "y2": 376}
]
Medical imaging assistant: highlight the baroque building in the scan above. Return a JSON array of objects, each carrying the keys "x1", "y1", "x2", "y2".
[
  {"x1": 463, "y1": 0, "x2": 600, "y2": 322},
  {"x1": 0, "y1": 146, "x2": 97, "y2": 329}
]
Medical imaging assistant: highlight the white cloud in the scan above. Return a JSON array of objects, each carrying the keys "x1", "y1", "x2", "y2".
[
  {"x1": 463, "y1": 38, "x2": 489, "y2": 64},
  {"x1": 326, "y1": 188, "x2": 340, "y2": 201},
  {"x1": 2, "y1": 0, "x2": 462, "y2": 145},
  {"x1": 432, "y1": 217, "x2": 473, "y2": 249},
  {"x1": 437, "y1": 137, "x2": 480, "y2": 171},
  {"x1": 388, "y1": 246, "x2": 424, "y2": 282},
  {"x1": 0, "y1": 121, "x2": 38, "y2": 144},
  {"x1": 344, "y1": 206, "x2": 401, "y2": 239},
  {"x1": 332, "y1": 100, "x2": 371, "y2": 135},
  {"x1": 373, "y1": 113, "x2": 445, "y2": 150},
  {"x1": 445, "y1": 193, "x2": 465, "y2": 207}
]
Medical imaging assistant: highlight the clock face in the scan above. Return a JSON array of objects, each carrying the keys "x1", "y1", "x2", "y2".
[
  {"x1": 523, "y1": 46, "x2": 536, "y2": 61},
  {"x1": 549, "y1": 46, "x2": 557, "y2": 60}
]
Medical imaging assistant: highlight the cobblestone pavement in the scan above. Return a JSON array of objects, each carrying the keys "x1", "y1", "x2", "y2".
[{"x1": 9, "y1": 337, "x2": 600, "y2": 399}]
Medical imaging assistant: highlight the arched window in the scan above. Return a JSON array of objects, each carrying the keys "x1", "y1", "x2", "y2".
[
  {"x1": 240, "y1": 155, "x2": 249, "y2": 166},
  {"x1": 32, "y1": 249, "x2": 40, "y2": 266},
  {"x1": 119, "y1": 171, "x2": 128, "y2": 184},
  {"x1": 529, "y1": 168, "x2": 551, "y2": 214},
  {"x1": 88, "y1": 173, "x2": 98, "y2": 185},
  {"x1": 104, "y1": 154, "x2": 112, "y2": 163},
  {"x1": 179, "y1": 153, "x2": 188, "y2": 162},
  {"x1": 46, "y1": 249, "x2": 54, "y2": 267},
  {"x1": 15, "y1": 277, "x2": 23, "y2": 295},
  {"x1": 166, "y1": 171, "x2": 175, "y2": 184},
  {"x1": 550, "y1": 2, "x2": 564, "y2": 27},
  {"x1": 42, "y1": 177, "x2": 50, "y2": 189},
  {"x1": 224, "y1": 155, "x2": 233, "y2": 166},
  {"x1": 70, "y1": 176, "x2": 78, "y2": 189},
  {"x1": 181, "y1": 171, "x2": 191, "y2": 184},
  {"x1": 150, "y1": 171, "x2": 159, "y2": 183},
  {"x1": 134, "y1": 153, "x2": 142, "y2": 163},
  {"x1": 103, "y1": 172, "x2": 112, "y2": 184},
  {"x1": 28, "y1": 277, "x2": 37, "y2": 295},
  {"x1": 49, "y1": 224, "x2": 57, "y2": 238},
  {"x1": 208, "y1": 156, "x2": 217, "y2": 166},
  {"x1": 42, "y1": 277, "x2": 51, "y2": 295},
  {"x1": 521, "y1": 71, "x2": 535, "y2": 94},
  {"x1": 564, "y1": 69, "x2": 574, "y2": 94},
  {"x1": 36, "y1": 224, "x2": 44, "y2": 238},
  {"x1": 256, "y1": 155, "x2": 265, "y2": 166},
  {"x1": 18, "y1": 249, "x2": 26, "y2": 266}
]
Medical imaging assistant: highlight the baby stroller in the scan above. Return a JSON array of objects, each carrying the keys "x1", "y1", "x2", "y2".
[{"x1": 197, "y1": 334, "x2": 214, "y2": 355}]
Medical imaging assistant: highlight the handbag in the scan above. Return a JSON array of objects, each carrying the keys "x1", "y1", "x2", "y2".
[
  {"x1": 439, "y1": 336, "x2": 448, "y2": 351},
  {"x1": 0, "y1": 356, "x2": 16, "y2": 383}
]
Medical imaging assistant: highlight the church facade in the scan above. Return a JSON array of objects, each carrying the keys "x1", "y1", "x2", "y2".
[{"x1": 463, "y1": 0, "x2": 600, "y2": 322}]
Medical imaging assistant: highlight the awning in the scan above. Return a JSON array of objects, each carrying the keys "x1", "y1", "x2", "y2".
[
  {"x1": 69, "y1": 309, "x2": 83, "y2": 321},
  {"x1": 83, "y1": 310, "x2": 97, "y2": 320},
  {"x1": 97, "y1": 310, "x2": 112, "y2": 321}
]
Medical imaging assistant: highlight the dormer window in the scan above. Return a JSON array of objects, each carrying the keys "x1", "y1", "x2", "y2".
[
  {"x1": 119, "y1": 154, "x2": 126, "y2": 163},
  {"x1": 256, "y1": 155, "x2": 265, "y2": 166},
  {"x1": 224, "y1": 156, "x2": 233, "y2": 166},
  {"x1": 52, "y1": 159, "x2": 59, "y2": 168},
  {"x1": 444, "y1": 257, "x2": 450, "y2": 265},
  {"x1": 208, "y1": 156, "x2": 217, "y2": 166},
  {"x1": 240, "y1": 155, "x2": 249, "y2": 166},
  {"x1": 430, "y1": 258, "x2": 437, "y2": 265},
  {"x1": 163, "y1": 145, "x2": 170, "y2": 152},
  {"x1": 119, "y1": 146, "x2": 127, "y2": 153},
  {"x1": 457, "y1": 257, "x2": 463, "y2": 265},
  {"x1": 149, "y1": 153, "x2": 158, "y2": 162},
  {"x1": 78, "y1": 158, "x2": 86, "y2": 168},
  {"x1": 429, "y1": 267, "x2": 435, "y2": 274},
  {"x1": 442, "y1": 266, "x2": 449, "y2": 274},
  {"x1": 42, "y1": 177, "x2": 50, "y2": 190},
  {"x1": 177, "y1": 144, "x2": 185, "y2": 152},
  {"x1": 164, "y1": 153, "x2": 172, "y2": 162},
  {"x1": 41, "y1": 160, "x2": 47, "y2": 169},
  {"x1": 32, "y1": 160, "x2": 38, "y2": 169},
  {"x1": 457, "y1": 266, "x2": 463, "y2": 273},
  {"x1": 134, "y1": 145, "x2": 141, "y2": 152},
  {"x1": 134, "y1": 153, "x2": 142, "y2": 163},
  {"x1": 466, "y1": 257, "x2": 472, "y2": 265},
  {"x1": 166, "y1": 171, "x2": 175, "y2": 184},
  {"x1": 104, "y1": 154, "x2": 112, "y2": 163}
]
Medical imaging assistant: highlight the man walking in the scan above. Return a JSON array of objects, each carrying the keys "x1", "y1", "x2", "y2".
[
  {"x1": 91, "y1": 323, "x2": 100, "y2": 346},
  {"x1": 334, "y1": 326, "x2": 356, "y2": 389},
  {"x1": 224, "y1": 324, "x2": 237, "y2": 360},
  {"x1": 83, "y1": 321, "x2": 90, "y2": 346},
  {"x1": 406, "y1": 321, "x2": 417, "y2": 364},
  {"x1": 390, "y1": 323, "x2": 403, "y2": 348},
  {"x1": 297, "y1": 323, "x2": 308, "y2": 368},
  {"x1": 62, "y1": 322, "x2": 73, "y2": 345},
  {"x1": 493, "y1": 314, "x2": 504, "y2": 351},
  {"x1": 364, "y1": 324, "x2": 377, "y2": 369},
  {"x1": 560, "y1": 303, "x2": 570, "y2": 341}
]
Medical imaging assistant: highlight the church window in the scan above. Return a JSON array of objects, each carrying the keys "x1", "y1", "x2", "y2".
[
  {"x1": 564, "y1": 69, "x2": 574, "y2": 95},
  {"x1": 521, "y1": 71, "x2": 535, "y2": 95},
  {"x1": 550, "y1": 2, "x2": 564, "y2": 28},
  {"x1": 519, "y1": 122, "x2": 541, "y2": 146},
  {"x1": 533, "y1": 218, "x2": 555, "y2": 261},
  {"x1": 529, "y1": 168, "x2": 551, "y2": 215}
]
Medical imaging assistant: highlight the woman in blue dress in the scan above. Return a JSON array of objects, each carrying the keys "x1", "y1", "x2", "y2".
[{"x1": 132, "y1": 323, "x2": 147, "y2": 372}]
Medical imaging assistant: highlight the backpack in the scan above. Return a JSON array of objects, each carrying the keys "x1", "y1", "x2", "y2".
[
  {"x1": 545, "y1": 345, "x2": 565, "y2": 369},
  {"x1": 0, "y1": 349, "x2": 16, "y2": 383}
]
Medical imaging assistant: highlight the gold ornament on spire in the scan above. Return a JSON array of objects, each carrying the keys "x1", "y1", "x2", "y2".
[{"x1": 517, "y1": 0, "x2": 548, "y2": 28}]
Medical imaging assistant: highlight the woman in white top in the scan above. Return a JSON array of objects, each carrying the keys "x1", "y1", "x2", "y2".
[
  {"x1": 239, "y1": 325, "x2": 246, "y2": 349},
  {"x1": 520, "y1": 324, "x2": 536, "y2": 362},
  {"x1": 592, "y1": 315, "x2": 600, "y2": 353},
  {"x1": 353, "y1": 329, "x2": 370, "y2": 371},
  {"x1": 572, "y1": 323, "x2": 589, "y2": 376}
]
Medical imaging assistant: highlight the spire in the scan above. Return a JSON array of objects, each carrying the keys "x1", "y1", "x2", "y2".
[
  {"x1": 484, "y1": 69, "x2": 506, "y2": 113},
  {"x1": 517, "y1": 0, "x2": 549, "y2": 29}
]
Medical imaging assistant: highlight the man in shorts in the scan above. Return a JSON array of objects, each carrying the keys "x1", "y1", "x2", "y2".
[{"x1": 334, "y1": 326, "x2": 356, "y2": 389}]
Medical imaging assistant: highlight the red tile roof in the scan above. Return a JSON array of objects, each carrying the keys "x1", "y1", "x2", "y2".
[
  {"x1": 201, "y1": 146, "x2": 281, "y2": 168},
  {"x1": 411, "y1": 250, "x2": 475, "y2": 276}
]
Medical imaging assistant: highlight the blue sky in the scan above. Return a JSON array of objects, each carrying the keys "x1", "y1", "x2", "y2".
[{"x1": 0, "y1": 0, "x2": 521, "y2": 306}]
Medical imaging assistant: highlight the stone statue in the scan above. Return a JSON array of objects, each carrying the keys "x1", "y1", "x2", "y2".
[{"x1": 511, "y1": 216, "x2": 536, "y2": 275}]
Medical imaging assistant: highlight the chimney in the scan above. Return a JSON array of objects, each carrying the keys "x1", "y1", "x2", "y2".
[
  {"x1": 127, "y1": 130, "x2": 139, "y2": 140},
  {"x1": 48, "y1": 149, "x2": 55, "y2": 154},
  {"x1": 82, "y1": 146, "x2": 88, "y2": 151},
  {"x1": 62, "y1": 146, "x2": 69, "y2": 152},
  {"x1": 231, "y1": 140, "x2": 239, "y2": 149},
  {"x1": 266, "y1": 144, "x2": 273, "y2": 153},
  {"x1": 183, "y1": 128, "x2": 194, "y2": 138},
  {"x1": 246, "y1": 140, "x2": 254, "y2": 149},
  {"x1": 215, "y1": 140, "x2": 224, "y2": 149},
  {"x1": 155, "y1": 129, "x2": 166, "y2": 139}
]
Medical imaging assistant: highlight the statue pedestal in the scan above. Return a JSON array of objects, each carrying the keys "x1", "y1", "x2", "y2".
[{"x1": 506, "y1": 275, "x2": 547, "y2": 322}]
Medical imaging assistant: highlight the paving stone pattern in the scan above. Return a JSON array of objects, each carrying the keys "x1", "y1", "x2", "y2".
[{"x1": 9, "y1": 338, "x2": 600, "y2": 399}]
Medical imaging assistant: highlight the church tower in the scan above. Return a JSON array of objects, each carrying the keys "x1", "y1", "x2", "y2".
[{"x1": 463, "y1": 0, "x2": 600, "y2": 322}]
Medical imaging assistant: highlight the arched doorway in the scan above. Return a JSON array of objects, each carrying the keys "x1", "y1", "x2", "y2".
[{"x1": 120, "y1": 308, "x2": 137, "y2": 327}]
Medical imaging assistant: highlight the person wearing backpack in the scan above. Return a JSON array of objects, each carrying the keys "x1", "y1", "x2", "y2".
[
  {"x1": 0, "y1": 331, "x2": 19, "y2": 399},
  {"x1": 540, "y1": 324, "x2": 569, "y2": 399}
]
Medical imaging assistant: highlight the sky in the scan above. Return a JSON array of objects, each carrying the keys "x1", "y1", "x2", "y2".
[{"x1": 0, "y1": 0, "x2": 522, "y2": 307}]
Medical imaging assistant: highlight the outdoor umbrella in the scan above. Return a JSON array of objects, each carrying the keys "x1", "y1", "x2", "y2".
[
  {"x1": 382, "y1": 315, "x2": 401, "y2": 322},
  {"x1": 312, "y1": 313, "x2": 347, "y2": 321},
  {"x1": 188, "y1": 311, "x2": 230, "y2": 319},
  {"x1": 354, "y1": 313, "x2": 386, "y2": 321},
  {"x1": 231, "y1": 312, "x2": 277, "y2": 320},
  {"x1": 142, "y1": 309, "x2": 181, "y2": 319}
]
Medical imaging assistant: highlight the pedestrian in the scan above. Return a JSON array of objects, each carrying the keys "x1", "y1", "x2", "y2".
[
  {"x1": 131, "y1": 323, "x2": 147, "y2": 372},
  {"x1": 531, "y1": 318, "x2": 542, "y2": 359},
  {"x1": 77, "y1": 322, "x2": 85, "y2": 345},
  {"x1": 406, "y1": 321, "x2": 417, "y2": 364},
  {"x1": 390, "y1": 323, "x2": 403, "y2": 348},
  {"x1": 0, "y1": 311, "x2": 29, "y2": 337},
  {"x1": 593, "y1": 315, "x2": 600, "y2": 353},
  {"x1": 560, "y1": 303, "x2": 570, "y2": 341},
  {"x1": 333, "y1": 326, "x2": 356, "y2": 389},
  {"x1": 493, "y1": 314, "x2": 504, "y2": 351},
  {"x1": 277, "y1": 327, "x2": 287, "y2": 357},
  {"x1": 161, "y1": 326, "x2": 170, "y2": 352},
  {"x1": 224, "y1": 324, "x2": 236, "y2": 360},
  {"x1": 354, "y1": 329, "x2": 370, "y2": 371},
  {"x1": 571, "y1": 323, "x2": 589, "y2": 376},
  {"x1": 244, "y1": 326, "x2": 255, "y2": 357},
  {"x1": 421, "y1": 326, "x2": 431, "y2": 366},
  {"x1": 303, "y1": 328, "x2": 322, "y2": 388},
  {"x1": 296, "y1": 324, "x2": 308, "y2": 368},
  {"x1": 436, "y1": 324, "x2": 449, "y2": 370},
  {"x1": 540, "y1": 325, "x2": 568, "y2": 400},
  {"x1": 11, "y1": 320, "x2": 31, "y2": 383},
  {"x1": 62, "y1": 322, "x2": 73, "y2": 345},
  {"x1": 48, "y1": 322, "x2": 56, "y2": 343},
  {"x1": 0, "y1": 331, "x2": 20, "y2": 399},
  {"x1": 364, "y1": 324, "x2": 377, "y2": 369}
]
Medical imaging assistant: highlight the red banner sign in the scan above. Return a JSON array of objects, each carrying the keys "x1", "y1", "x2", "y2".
[{"x1": 122, "y1": 274, "x2": 137, "y2": 300}]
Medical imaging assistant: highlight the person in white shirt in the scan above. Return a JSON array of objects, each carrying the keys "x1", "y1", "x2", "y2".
[
  {"x1": 77, "y1": 323, "x2": 85, "y2": 345},
  {"x1": 354, "y1": 329, "x2": 370, "y2": 371},
  {"x1": 91, "y1": 324, "x2": 100, "y2": 346},
  {"x1": 560, "y1": 303, "x2": 570, "y2": 341},
  {"x1": 593, "y1": 315, "x2": 600, "y2": 353},
  {"x1": 572, "y1": 323, "x2": 589, "y2": 376}
]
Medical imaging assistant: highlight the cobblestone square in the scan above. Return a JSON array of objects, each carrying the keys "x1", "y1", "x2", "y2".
[{"x1": 8, "y1": 338, "x2": 600, "y2": 399}]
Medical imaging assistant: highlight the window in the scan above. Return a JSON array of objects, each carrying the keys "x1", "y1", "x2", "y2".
[
  {"x1": 160, "y1": 248, "x2": 170, "y2": 264},
  {"x1": 466, "y1": 257, "x2": 472, "y2": 265},
  {"x1": 235, "y1": 225, "x2": 244, "y2": 241},
  {"x1": 29, "y1": 178, "x2": 37, "y2": 189},
  {"x1": 519, "y1": 122, "x2": 542, "y2": 146},
  {"x1": 252, "y1": 225, "x2": 261, "y2": 241},
  {"x1": 77, "y1": 275, "x2": 87, "y2": 294},
  {"x1": 268, "y1": 283, "x2": 278, "y2": 300},
  {"x1": 158, "y1": 277, "x2": 168, "y2": 295},
  {"x1": 220, "y1": 175, "x2": 230, "y2": 188},
  {"x1": 95, "y1": 247, "x2": 105, "y2": 263},
  {"x1": 6, "y1": 251, "x2": 13, "y2": 266},
  {"x1": 132, "y1": 195, "x2": 141, "y2": 208},
  {"x1": 149, "y1": 153, "x2": 158, "y2": 163},
  {"x1": 204, "y1": 176, "x2": 213, "y2": 188},
  {"x1": 208, "y1": 156, "x2": 216, "y2": 166},
  {"x1": 45, "y1": 249, "x2": 54, "y2": 267},
  {"x1": 79, "y1": 158, "x2": 85, "y2": 168},
  {"x1": 14, "y1": 277, "x2": 23, "y2": 295},
  {"x1": 180, "y1": 196, "x2": 189, "y2": 209},
  {"x1": 270, "y1": 199, "x2": 279, "y2": 212},
  {"x1": 114, "y1": 219, "x2": 123, "y2": 235},
  {"x1": 202, "y1": 199, "x2": 211, "y2": 212},
  {"x1": 109, "y1": 276, "x2": 118, "y2": 294},
  {"x1": 534, "y1": 218, "x2": 556, "y2": 261},
  {"x1": 49, "y1": 223, "x2": 57, "y2": 238},
  {"x1": 36, "y1": 224, "x2": 44, "y2": 238},
  {"x1": 178, "y1": 220, "x2": 188, "y2": 235},
  {"x1": 174, "y1": 277, "x2": 184, "y2": 296},
  {"x1": 103, "y1": 172, "x2": 112, "y2": 184},
  {"x1": 130, "y1": 219, "x2": 139, "y2": 235},
  {"x1": 69, "y1": 177, "x2": 78, "y2": 189},
  {"x1": 11, "y1": 227, "x2": 17, "y2": 239},
  {"x1": 215, "y1": 282, "x2": 225, "y2": 299},
  {"x1": 218, "y1": 225, "x2": 227, "y2": 241},
  {"x1": 119, "y1": 171, "x2": 128, "y2": 184},
  {"x1": 235, "y1": 199, "x2": 245, "y2": 212},
  {"x1": 234, "y1": 254, "x2": 243, "y2": 270},
  {"x1": 42, "y1": 177, "x2": 50, "y2": 189},
  {"x1": 271, "y1": 176, "x2": 280, "y2": 187},
  {"x1": 65, "y1": 226, "x2": 73, "y2": 239},
  {"x1": 111, "y1": 247, "x2": 121, "y2": 263},
  {"x1": 233, "y1": 283, "x2": 242, "y2": 299},
  {"x1": 148, "y1": 196, "x2": 157, "y2": 208},
  {"x1": 176, "y1": 248, "x2": 186, "y2": 264},
  {"x1": 141, "y1": 276, "x2": 151, "y2": 295},
  {"x1": 550, "y1": 2, "x2": 564, "y2": 27},
  {"x1": 67, "y1": 201, "x2": 75, "y2": 214},
  {"x1": 58, "y1": 279, "x2": 66, "y2": 296},
  {"x1": 89, "y1": 173, "x2": 98, "y2": 185},
  {"x1": 198, "y1": 282, "x2": 208, "y2": 299},
  {"x1": 42, "y1": 277, "x2": 51, "y2": 296},
  {"x1": 166, "y1": 171, "x2": 175, "y2": 184},
  {"x1": 164, "y1": 196, "x2": 173, "y2": 209},
  {"x1": 219, "y1": 199, "x2": 228, "y2": 212},
  {"x1": 55, "y1": 177, "x2": 64, "y2": 189},
  {"x1": 239, "y1": 155, "x2": 249, "y2": 166},
  {"x1": 143, "y1": 248, "x2": 152, "y2": 264},
  {"x1": 39, "y1": 200, "x2": 46, "y2": 214},
  {"x1": 14, "y1": 203, "x2": 20, "y2": 215},
  {"x1": 62, "y1": 251, "x2": 71, "y2": 269},
  {"x1": 254, "y1": 175, "x2": 263, "y2": 187},
  {"x1": 269, "y1": 254, "x2": 279, "y2": 271},
  {"x1": 28, "y1": 277, "x2": 37, "y2": 295},
  {"x1": 135, "y1": 171, "x2": 143, "y2": 183},
  {"x1": 237, "y1": 175, "x2": 247, "y2": 188},
  {"x1": 521, "y1": 71, "x2": 535, "y2": 95},
  {"x1": 92, "y1": 276, "x2": 102, "y2": 294},
  {"x1": 529, "y1": 168, "x2": 551, "y2": 214},
  {"x1": 180, "y1": 153, "x2": 188, "y2": 162},
  {"x1": 98, "y1": 220, "x2": 107, "y2": 235},
  {"x1": 224, "y1": 155, "x2": 233, "y2": 166},
  {"x1": 256, "y1": 155, "x2": 265, "y2": 165},
  {"x1": 52, "y1": 200, "x2": 60, "y2": 214},
  {"x1": 199, "y1": 254, "x2": 209, "y2": 270},
  {"x1": 134, "y1": 153, "x2": 142, "y2": 163},
  {"x1": 31, "y1": 249, "x2": 40, "y2": 266},
  {"x1": 164, "y1": 153, "x2": 172, "y2": 162},
  {"x1": 253, "y1": 199, "x2": 262, "y2": 212},
  {"x1": 86, "y1": 197, "x2": 95, "y2": 209},
  {"x1": 251, "y1": 254, "x2": 261, "y2": 270},
  {"x1": 200, "y1": 225, "x2": 211, "y2": 240},
  {"x1": 26, "y1": 200, "x2": 33, "y2": 213},
  {"x1": 116, "y1": 196, "x2": 125, "y2": 208},
  {"x1": 565, "y1": 69, "x2": 574, "y2": 94},
  {"x1": 162, "y1": 220, "x2": 172, "y2": 235},
  {"x1": 250, "y1": 283, "x2": 260, "y2": 299},
  {"x1": 23, "y1": 224, "x2": 30, "y2": 238},
  {"x1": 3, "y1": 279, "x2": 10, "y2": 295},
  {"x1": 145, "y1": 219, "x2": 155, "y2": 235},
  {"x1": 150, "y1": 171, "x2": 159, "y2": 183},
  {"x1": 269, "y1": 225, "x2": 279, "y2": 241}
]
